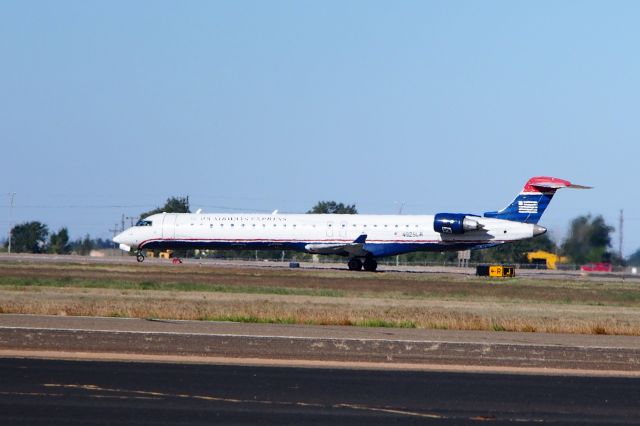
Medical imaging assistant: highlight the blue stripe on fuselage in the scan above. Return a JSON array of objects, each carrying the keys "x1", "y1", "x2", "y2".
[{"x1": 141, "y1": 239, "x2": 499, "y2": 258}]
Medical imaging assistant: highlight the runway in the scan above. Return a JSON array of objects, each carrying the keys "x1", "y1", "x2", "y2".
[{"x1": 2, "y1": 357, "x2": 640, "y2": 425}]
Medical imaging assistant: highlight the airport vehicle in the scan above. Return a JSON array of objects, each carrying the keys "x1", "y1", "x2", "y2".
[
  {"x1": 113, "y1": 176, "x2": 589, "y2": 271},
  {"x1": 526, "y1": 250, "x2": 567, "y2": 270},
  {"x1": 580, "y1": 262, "x2": 612, "y2": 272}
]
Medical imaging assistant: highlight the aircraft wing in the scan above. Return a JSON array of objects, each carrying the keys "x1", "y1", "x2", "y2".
[{"x1": 305, "y1": 234, "x2": 369, "y2": 256}]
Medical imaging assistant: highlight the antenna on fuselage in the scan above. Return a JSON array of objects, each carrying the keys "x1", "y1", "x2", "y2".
[{"x1": 394, "y1": 201, "x2": 406, "y2": 215}]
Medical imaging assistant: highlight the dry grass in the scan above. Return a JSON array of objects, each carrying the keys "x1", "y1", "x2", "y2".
[{"x1": 1, "y1": 260, "x2": 640, "y2": 335}]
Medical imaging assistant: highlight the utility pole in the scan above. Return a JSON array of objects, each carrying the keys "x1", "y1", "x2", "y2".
[
  {"x1": 7, "y1": 192, "x2": 15, "y2": 254},
  {"x1": 619, "y1": 209, "x2": 624, "y2": 260},
  {"x1": 109, "y1": 224, "x2": 120, "y2": 248}
]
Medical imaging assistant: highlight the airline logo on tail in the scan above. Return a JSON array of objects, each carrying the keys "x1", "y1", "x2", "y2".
[{"x1": 517, "y1": 200, "x2": 538, "y2": 214}]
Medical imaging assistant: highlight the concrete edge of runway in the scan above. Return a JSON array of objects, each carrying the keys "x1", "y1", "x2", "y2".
[
  {"x1": 2, "y1": 314, "x2": 640, "y2": 376},
  {"x1": 2, "y1": 349, "x2": 640, "y2": 378}
]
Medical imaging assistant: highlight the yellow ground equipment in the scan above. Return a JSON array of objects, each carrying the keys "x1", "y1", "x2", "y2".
[
  {"x1": 526, "y1": 250, "x2": 566, "y2": 270},
  {"x1": 476, "y1": 265, "x2": 515, "y2": 277}
]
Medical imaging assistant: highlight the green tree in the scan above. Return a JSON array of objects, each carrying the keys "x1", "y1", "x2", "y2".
[
  {"x1": 73, "y1": 234, "x2": 94, "y2": 256},
  {"x1": 307, "y1": 201, "x2": 357, "y2": 214},
  {"x1": 140, "y1": 196, "x2": 190, "y2": 219},
  {"x1": 8, "y1": 221, "x2": 49, "y2": 253},
  {"x1": 48, "y1": 227, "x2": 71, "y2": 254},
  {"x1": 561, "y1": 214, "x2": 614, "y2": 264}
]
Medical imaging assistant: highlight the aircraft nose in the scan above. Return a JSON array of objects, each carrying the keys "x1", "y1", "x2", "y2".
[
  {"x1": 113, "y1": 233, "x2": 123, "y2": 244},
  {"x1": 533, "y1": 225, "x2": 547, "y2": 236}
]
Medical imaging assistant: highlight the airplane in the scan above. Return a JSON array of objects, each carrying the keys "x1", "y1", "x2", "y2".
[{"x1": 113, "y1": 176, "x2": 590, "y2": 271}]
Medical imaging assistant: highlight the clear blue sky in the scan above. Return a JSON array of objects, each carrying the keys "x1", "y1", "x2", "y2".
[{"x1": 1, "y1": 1, "x2": 639, "y2": 255}]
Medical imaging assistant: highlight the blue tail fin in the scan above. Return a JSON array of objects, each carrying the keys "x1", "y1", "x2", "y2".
[{"x1": 484, "y1": 177, "x2": 591, "y2": 224}]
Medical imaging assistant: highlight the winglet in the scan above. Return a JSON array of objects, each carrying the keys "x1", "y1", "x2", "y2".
[{"x1": 353, "y1": 234, "x2": 367, "y2": 244}]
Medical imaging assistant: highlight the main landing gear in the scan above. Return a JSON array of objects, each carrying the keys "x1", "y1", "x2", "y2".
[
  {"x1": 136, "y1": 251, "x2": 145, "y2": 263},
  {"x1": 347, "y1": 257, "x2": 378, "y2": 272},
  {"x1": 348, "y1": 258, "x2": 362, "y2": 271}
]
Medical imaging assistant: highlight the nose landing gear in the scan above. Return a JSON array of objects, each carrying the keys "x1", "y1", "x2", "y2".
[{"x1": 136, "y1": 251, "x2": 145, "y2": 263}]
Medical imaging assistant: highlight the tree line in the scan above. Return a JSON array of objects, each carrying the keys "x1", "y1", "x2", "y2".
[
  {"x1": 3, "y1": 196, "x2": 635, "y2": 266},
  {"x1": 3, "y1": 222, "x2": 112, "y2": 255}
]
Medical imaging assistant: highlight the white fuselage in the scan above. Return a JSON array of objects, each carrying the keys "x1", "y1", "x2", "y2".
[{"x1": 113, "y1": 212, "x2": 542, "y2": 258}]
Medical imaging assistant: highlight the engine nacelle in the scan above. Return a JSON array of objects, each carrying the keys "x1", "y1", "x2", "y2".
[{"x1": 433, "y1": 213, "x2": 483, "y2": 234}]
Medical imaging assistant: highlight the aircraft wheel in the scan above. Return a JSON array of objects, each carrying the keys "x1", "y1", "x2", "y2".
[
  {"x1": 363, "y1": 258, "x2": 378, "y2": 272},
  {"x1": 347, "y1": 258, "x2": 363, "y2": 271},
  {"x1": 136, "y1": 252, "x2": 145, "y2": 263}
]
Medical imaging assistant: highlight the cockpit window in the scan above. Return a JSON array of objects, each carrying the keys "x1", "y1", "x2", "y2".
[{"x1": 135, "y1": 220, "x2": 153, "y2": 227}]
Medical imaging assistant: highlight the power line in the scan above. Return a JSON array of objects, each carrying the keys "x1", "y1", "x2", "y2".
[{"x1": 8, "y1": 204, "x2": 153, "y2": 209}]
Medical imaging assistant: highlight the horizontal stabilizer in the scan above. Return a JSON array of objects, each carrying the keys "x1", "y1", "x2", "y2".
[{"x1": 523, "y1": 177, "x2": 592, "y2": 192}]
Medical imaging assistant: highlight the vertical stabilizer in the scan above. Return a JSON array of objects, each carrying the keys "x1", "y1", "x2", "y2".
[{"x1": 484, "y1": 177, "x2": 591, "y2": 224}]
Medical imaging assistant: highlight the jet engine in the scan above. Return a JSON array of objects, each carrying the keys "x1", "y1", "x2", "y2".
[{"x1": 433, "y1": 213, "x2": 483, "y2": 234}]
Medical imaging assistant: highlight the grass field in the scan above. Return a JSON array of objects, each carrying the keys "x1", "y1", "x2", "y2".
[{"x1": 1, "y1": 260, "x2": 639, "y2": 335}]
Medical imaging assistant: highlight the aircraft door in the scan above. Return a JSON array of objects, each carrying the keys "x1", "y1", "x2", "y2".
[
  {"x1": 162, "y1": 214, "x2": 176, "y2": 239},
  {"x1": 326, "y1": 221, "x2": 334, "y2": 237},
  {"x1": 339, "y1": 221, "x2": 347, "y2": 237}
]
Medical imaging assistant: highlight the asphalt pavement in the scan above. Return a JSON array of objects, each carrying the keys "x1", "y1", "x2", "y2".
[{"x1": 2, "y1": 357, "x2": 640, "y2": 425}]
